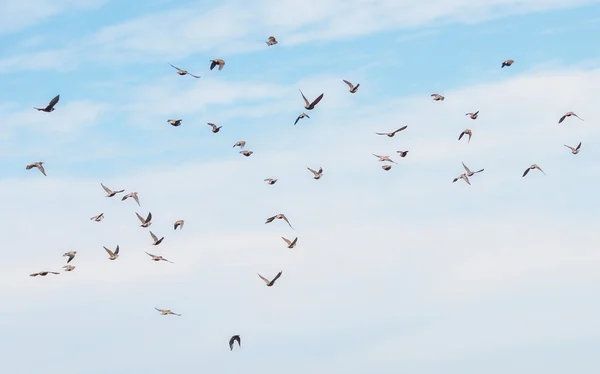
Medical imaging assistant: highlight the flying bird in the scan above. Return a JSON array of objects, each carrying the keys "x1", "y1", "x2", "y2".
[
  {"x1": 343, "y1": 79, "x2": 360, "y2": 93},
  {"x1": 501, "y1": 59, "x2": 514, "y2": 68},
  {"x1": 372, "y1": 154, "x2": 396, "y2": 163},
  {"x1": 282, "y1": 236, "x2": 298, "y2": 249},
  {"x1": 145, "y1": 252, "x2": 173, "y2": 263},
  {"x1": 233, "y1": 141, "x2": 246, "y2": 149},
  {"x1": 307, "y1": 167, "x2": 323, "y2": 179},
  {"x1": 522, "y1": 164, "x2": 546, "y2": 177},
  {"x1": 155, "y1": 307, "x2": 181, "y2": 316},
  {"x1": 63, "y1": 265, "x2": 76, "y2": 272},
  {"x1": 264, "y1": 178, "x2": 277, "y2": 185},
  {"x1": 169, "y1": 63, "x2": 200, "y2": 78},
  {"x1": 63, "y1": 251, "x2": 77, "y2": 264},
  {"x1": 458, "y1": 129, "x2": 472, "y2": 143},
  {"x1": 229, "y1": 335, "x2": 242, "y2": 350},
  {"x1": 122, "y1": 192, "x2": 140, "y2": 206},
  {"x1": 258, "y1": 271, "x2": 283, "y2": 287},
  {"x1": 375, "y1": 125, "x2": 408, "y2": 137},
  {"x1": 104, "y1": 245, "x2": 120, "y2": 260},
  {"x1": 174, "y1": 220, "x2": 184, "y2": 230},
  {"x1": 167, "y1": 119, "x2": 182, "y2": 127},
  {"x1": 149, "y1": 231, "x2": 164, "y2": 246},
  {"x1": 299, "y1": 90, "x2": 324, "y2": 110},
  {"x1": 453, "y1": 173, "x2": 471, "y2": 185},
  {"x1": 240, "y1": 150, "x2": 254, "y2": 157},
  {"x1": 266, "y1": 36, "x2": 278, "y2": 46},
  {"x1": 25, "y1": 161, "x2": 46, "y2": 176},
  {"x1": 558, "y1": 111, "x2": 584, "y2": 124},
  {"x1": 136, "y1": 212, "x2": 152, "y2": 228},
  {"x1": 294, "y1": 113, "x2": 310, "y2": 125},
  {"x1": 34, "y1": 95, "x2": 60, "y2": 112},
  {"x1": 564, "y1": 142, "x2": 582, "y2": 154},
  {"x1": 265, "y1": 214, "x2": 293, "y2": 229},
  {"x1": 90, "y1": 213, "x2": 104, "y2": 222},
  {"x1": 101, "y1": 183, "x2": 125, "y2": 197},
  {"x1": 30, "y1": 271, "x2": 60, "y2": 277},
  {"x1": 210, "y1": 59, "x2": 225, "y2": 70},
  {"x1": 431, "y1": 93, "x2": 445, "y2": 101},
  {"x1": 382, "y1": 165, "x2": 392, "y2": 171},
  {"x1": 462, "y1": 162, "x2": 484, "y2": 177},
  {"x1": 396, "y1": 150, "x2": 409, "y2": 158},
  {"x1": 207, "y1": 123, "x2": 222, "y2": 133},
  {"x1": 465, "y1": 111, "x2": 479, "y2": 120}
]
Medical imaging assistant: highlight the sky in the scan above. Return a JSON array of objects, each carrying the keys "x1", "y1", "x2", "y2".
[{"x1": 1, "y1": 0, "x2": 600, "y2": 373}]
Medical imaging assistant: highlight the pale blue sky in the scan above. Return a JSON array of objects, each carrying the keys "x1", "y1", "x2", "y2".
[{"x1": 1, "y1": 1, "x2": 600, "y2": 373}]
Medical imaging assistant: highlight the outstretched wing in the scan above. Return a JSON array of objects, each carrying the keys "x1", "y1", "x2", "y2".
[
  {"x1": 47, "y1": 95, "x2": 60, "y2": 110},
  {"x1": 310, "y1": 93, "x2": 324, "y2": 107},
  {"x1": 343, "y1": 79, "x2": 354, "y2": 89}
]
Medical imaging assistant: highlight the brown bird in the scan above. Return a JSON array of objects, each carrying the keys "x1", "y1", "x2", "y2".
[
  {"x1": 458, "y1": 129, "x2": 472, "y2": 143},
  {"x1": 564, "y1": 142, "x2": 582, "y2": 154},
  {"x1": 465, "y1": 111, "x2": 479, "y2": 120},
  {"x1": 63, "y1": 265, "x2": 76, "y2": 272},
  {"x1": 136, "y1": 212, "x2": 153, "y2": 228},
  {"x1": 121, "y1": 192, "x2": 140, "y2": 206},
  {"x1": 63, "y1": 251, "x2": 77, "y2": 264},
  {"x1": 240, "y1": 150, "x2": 254, "y2": 157},
  {"x1": 264, "y1": 178, "x2": 277, "y2": 185},
  {"x1": 373, "y1": 154, "x2": 396, "y2": 163},
  {"x1": 375, "y1": 125, "x2": 408, "y2": 137},
  {"x1": 307, "y1": 167, "x2": 323, "y2": 179},
  {"x1": 34, "y1": 94, "x2": 60, "y2": 112},
  {"x1": 30, "y1": 271, "x2": 60, "y2": 277},
  {"x1": 233, "y1": 141, "x2": 246, "y2": 149},
  {"x1": 396, "y1": 150, "x2": 409, "y2": 158},
  {"x1": 343, "y1": 79, "x2": 360, "y2": 93},
  {"x1": 25, "y1": 161, "x2": 46, "y2": 176},
  {"x1": 266, "y1": 36, "x2": 278, "y2": 46},
  {"x1": 101, "y1": 183, "x2": 125, "y2": 197},
  {"x1": 167, "y1": 119, "x2": 182, "y2": 127},
  {"x1": 207, "y1": 123, "x2": 222, "y2": 133},
  {"x1": 104, "y1": 245, "x2": 120, "y2": 260},
  {"x1": 431, "y1": 93, "x2": 445, "y2": 101},
  {"x1": 258, "y1": 271, "x2": 283, "y2": 287},
  {"x1": 174, "y1": 220, "x2": 184, "y2": 230},
  {"x1": 294, "y1": 112, "x2": 310, "y2": 125},
  {"x1": 155, "y1": 307, "x2": 181, "y2": 316},
  {"x1": 210, "y1": 59, "x2": 225, "y2": 70},
  {"x1": 501, "y1": 59, "x2": 514, "y2": 68},
  {"x1": 299, "y1": 90, "x2": 324, "y2": 110},
  {"x1": 90, "y1": 213, "x2": 104, "y2": 222},
  {"x1": 453, "y1": 173, "x2": 471, "y2": 185},
  {"x1": 382, "y1": 164, "x2": 392, "y2": 171},
  {"x1": 149, "y1": 231, "x2": 164, "y2": 246},
  {"x1": 265, "y1": 214, "x2": 293, "y2": 229},
  {"x1": 462, "y1": 162, "x2": 484, "y2": 177},
  {"x1": 229, "y1": 335, "x2": 242, "y2": 350},
  {"x1": 282, "y1": 236, "x2": 298, "y2": 249},
  {"x1": 169, "y1": 63, "x2": 200, "y2": 78},
  {"x1": 145, "y1": 251, "x2": 173, "y2": 263},
  {"x1": 522, "y1": 164, "x2": 546, "y2": 177},
  {"x1": 558, "y1": 111, "x2": 584, "y2": 124}
]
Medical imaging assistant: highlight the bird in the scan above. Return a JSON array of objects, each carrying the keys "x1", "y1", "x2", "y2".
[
  {"x1": 169, "y1": 63, "x2": 200, "y2": 78},
  {"x1": 145, "y1": 252, "x2": 173, "y2": 263},
  {"x1": 462, "y1": 162, "x2": 484, "y2": 177},
  {"x1": 264, "y1": 178, "x2": 277, "y2": 185},
  {"x1": 104, "y1": 245, "x2": 120, "y2": 260},
  {"x1": 136, "y1": 212, "x2": 152, "y2": 228},
  {"x1": 294, "y1": 113, "x2": 310, "y2": 125},
  {"x1": 265, "y1": 214, "x2": 293, "y2": 229},
  {"x1": 396, "y1": 150, "x2": 409, "y2": 158},
  {"x1": 372, "y1": 154, "x2": 396, "y2": 163},
  {"x1": 174, "y1": 220, "x2": 184, "y2": 230},
  {"x1": 240, "y1": 150, "x2": 254, "y2": 157},
  {"x1": 558, "y1": 111, "x2": 584, "y2": 124},
  {"x1": 282, "y1": 237, "x2": 298, "y2": 249},
  {"x1": 299, "y1": 90, "x2": 324, "y2": 110},
  {"x1": 34, "y1": 94, "x2": 60, "y2": 112},
  {"x1": 121, "y1": 192, "x2": 140, "y2": 206},
  {"x1": 431, "y1": 93, "x2": 445, "y2": 101},
  {"x1": 63, "y1": 251, "x2": 77, "y2": 264},
  {"x1": 155, "y1": 307, "x2": 181, "y2": 316},
  {"x1": 229, "y1": 335, "x2": 242, "y2": 350},
  {"x1": 149, "y1": 231, "x2": 164, "y2": 246},
  {"x1": 25, "y1": 161, "x2": 46, "y2": 176},
  {"x1": 458, "y1": 129, "x2": 472, "y2": 143},
  {"x1": 258, "y1": 271, "x2": 283, "y2": 287},
  {"x1": 207, "y1": 123, "x2": 222, "y2": 133},
  {"x1": 233, "y1": 141, "x2": 246, "y2": 149},
  {"x1": 564, "y1": 142, "x2": 582, "y2": 154},
  {"x1": 453, "y1": 173, "x2": 471, "y2": 185},
  {"x1": 101, "y1": 183, "x2": 125, "y2": 197},
  {"x1": 210, "y1": 59, "x2": 225, "y2": 70},
  {"x1": 465, "y1": 111, "x2": 479, "y2": 120},
  {"x1": 343, "y1": 79, "x2": 360, "y2": 93},
  {"x1": 266, "y1": 36, "x2": 278, "y2": 46},
  {"x1": 501, "y1": 59, "x2": 514, "y2": 68},
  {"x1": 63, "y1": 265, "x2": 76, "y2": 272},
  {"x1": 167, "y1": 119, "x2": 182, "y2": 127},
  {"x1": 30, "y1": 271, "x2": 60, "y2": 277},
  {"x1": 90, "y1": 213, "x2": 104, "y2": 222},
  {"x1": 522, "y1": 164, "x2": 546, "y2": 177},
  {"x1": 375, "y1": 126, "x2": 408, "y2": 137},
  {"x1": 307, "y1": 167, "x2": 323, "y2": 179}
]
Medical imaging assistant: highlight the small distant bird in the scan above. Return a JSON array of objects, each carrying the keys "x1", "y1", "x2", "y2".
[
  {"x1": 136, "y1": 212, "x2": 152, "y2": 228},
  {"x1": 294, "y1": 113, "x2": 310, "y2": 125},
  {"x1": 375, "y1": 125, "x2": 408, "y2": 137},
  {"x1": 343, "y1": 79, "x2": 360, "y2": 93},
  {"x1": 233, "y1": 141, "x2": 246, "y2": 149},
  {"x1": 266, "y1": 36, "x2": 278, "y2": 46},
  {"x1": 558, "y1": 111, "x2": 584, "y2": 124},
  {"x1": 63, "y1": 265, "x2": 76, "y2": 272},
  {"x1": 307, "y1": 167, "x2": 323, "y2": 179},
  {"x1": 282, "y1": 237, "x2": 298, "y2": 249},
  {"x1": 396, "y1": 150, "x2": 409, "y2": 158},
  {"x1": 149, "y1": 231, "x2": 164, "y2": 246},
  {"x1": 167, "y1": 119, "x2": 182, "y2": 127},
  {"x1": 564, "y1": 142, "x2": 582, "y2": 154},
  {"x1": 431, "y1": 93, "x2": 445, "y2": 101},
  {"x1": 501, "y1": 59, "x2": 514, "y2": 68},
  {"x1": 122, "y1": 192, "x2": 140, "y2": 206},
  {"x1": 299, "y1": 90, "x2": 324, "y2": 110},
  {"x1": 258, "y1": 271, "x2": 283, "y2": 287},
  {"x1": 101, "y1": 183, "x2": 125, "y2": 197},
  {"x1": 30, "y1": 271, "x2": 60, "y2": 277},
  {"x1": 25, "y1": 161, "x2": 46, "y2": 176},
  {"x1": 210, "y1": 59, "x2": 225, "y2": 70},
  {"x1": 462, "y1": 162, "x2": 484, "y2": 177},
  {"x1": 465, "y1": 111, "x2": 479, "y2": 120},
  {"x1": 63, "y1": 251, "x2": 77, "y2": 264},
  {"x1": 34, "y1": 94, "x2": 60, "y2": 112},
  {"x1": 453, "y1": 173, "x2": 471, "y2": 185},
  {"x1": 373, "y1": 154, "x2": 396, "y2": 163},
  {"x1": 90, "y1": 213, "x2": 104, "y2": 222},
  {"x1": 522, "y1": 164, "x2": 546, "y2": 178},
  {"x1": 169, "y1": 63, "x2": 200, "y2": 78},
  {"x1": 104, "y1": 245, "x2": 120, "y2": 260},
  {"x1": 174, "y1": 220, "x2": 184, "y2": 230},
  {"x1": 458, "y1": 129, "x2": 472, "y2": 143},
  {"x1": 382, "y1": 165, "x2": 392, "y2": 171},
  {"x1": 264, "y1": 178, "x2": 277, "y2": 185},
  {"x1": 207, "y1": 123, "x2": 222, "y2": 133},
  {"x1": 265, "y1": 214, "x2": 293, "y2": 229},
  {"x1": 240, "y1": 150, "x2": 254, "y2": 157},
  {"x1": 155, "y1": 307, "x2": 181, "y2": 316},
  {"x1": 145, "y1": 252, "x2": 173, "y2": 263},
  {"x1": 229, "y1": 335, "x2": 242, "y2": 350}
]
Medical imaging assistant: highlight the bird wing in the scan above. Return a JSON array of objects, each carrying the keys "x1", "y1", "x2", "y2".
[
  {"x1": 576, "y1": 142, "x2": 582, "y2": 150},
  {"x1": 150, "y1": 231, "x2": 158, "y2": 242},
  {"x1": 114, "y1": 245, "x2": 119, "y2": 254},
  {"x1": 522, "y1": 168, "x2": 530, "y2": 177},
  {"x1": 271, "y1": 271, "x2": 283, "y2": 283},
  {"x1": 265, "y1": 216, "x2": 276, "y2": 224},
  {"x1": 281, "y1": 237, "x2": 291, "y2": 246},
  {"x1": 133, "y1": 194, "x2": 140, "y2": 206},
  {"x1": 463, "y1": 175, "x2": 471, "y2": 185},
  {"x1": 458, "y1": 132, "x2": 465, "y2": 141},
  {"x1": 343, "y1": 79, "x2": 354, "y2": 89},
  {"x1": 258, "y1": 273, "x2": 270, "y2": 283},
  {"x1": 558, "y1": 115, "x2": 567, "y2": 123},
  {"x1": 462, "y1": 162, "x2": 472, "y2": 174},
  {"x1": 210, "y1": 60, "x2": 217, "y2": 70},
  {"x1": 374, "y1": 132, "x2": 387, "y2": 135},
  {"x1": 291, "y1": 237, "x2": 298, "y2": 246},
  {"x1": 169, "y1": 63, "x2": 184, "y2": 72},
  {"x1": 101, "y1": 183, "x2": 112, "y2": 194},
  {"x1": 537, "y1": 166, "x2": 546, "y2": 174},
  {"x1": 281, "y1": 215, "x2": 293, "y2": 229},
  {"x1": 146, "y1": 212, "x2": 152, "y2": 223},
  {"x1": 299, "y1": 90, "x2": 309, "y2": 106},
  {"x1": 310, "y1": 93, "x2": 324, "y2": 107},
  {"x1": 564, "y1": 145, "x2": 575, "y2": 151},
  {"x1": 103, "y1": 246, "x2": 114, "y2": 256},
  {"x1": 135, "y1": 212, "x2": 146, "y2": 224},
  {"x1": 188, "y1": 72, "x2": 201, "y2": 78},
  {"x1": 294, "y1": 115, "x2": 301, "y2": 125},
  {"x1": 37, "y1": 164, "x2": 47, "y2": 176},
  {"x1": 47, "y1": 95, "x2": 60, "y2": 110},
  {"x1": 392, "y1": 125, "x2": 408, "y2": 134},
  {"x1": 307, "y1": 167, "x2": 318, "y2": 176}
]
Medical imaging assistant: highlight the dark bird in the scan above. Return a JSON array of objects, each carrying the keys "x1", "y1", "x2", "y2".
[
  {"x1": 453, "y1": 173, "x2": 471, "y2": 185},
  {"x1": 174, "y1": 220, "x2": 184, "y2": 230},
  {"x1": 307, "y1": 167, "x2": 323, "y2": 179},
  {"x1": 501, "y1": 59, "x2": 514, "y2": 68},
  {"x1": 258, "y1": 271, "x2": 282, "y2": 287},
  {"x1": 294, "y1": 112, "x2": 310, "y2": 125},
  {"x1": 431, "y1": 93, "x2": 445, "y2": 101},
  {"x1": 30, "y1": 271, "x2": 60, "y2": 277},
  {"x1": 101, "y1": 183, "x2": 124, "y2": 197},
  {"x1": 375, "y1": 125, "x2": 407, "y2": 137},
  {"x1": 167, "y1": 119, "x2": 182, "y2": 127},
  {"x1": 558, "y1": 111, "x2": 584, "y2": 124},
  {"x1": 208, "y1": 123, "x2": 222, "y2": 133},
  {"x1": 343, "y1": 79, "x2": 360, "y2": 93},
  {"x1": 240, "y1": 150, "x2": 254, "y2": 157},
  {"x1": 300, "y1": 90, "x2": 324, "y2": 110},
  {"x1": 282, "y1": 236, "x2": 298, "y2": 249},
  {"x1": 229, "y1": 335, "x2": 241, "y2": 350},
  {"x1": 34, "y1": 95, "x2": 60, "y2": 112},
  {"x1": 465, "y1": 111, "x2": 479, "y2": 120},
  {"x1": 266, "y1": 36, "x2": 278, "y2": 46},
  {"x1": 26, "y1": 161, "x2": 46, "y2": 176},
  {"x1": 136, "y1": 211, "x2": 153, "y2": 228},
  {"x1": 564, "y1": 142, "x2": 582, "y2": 154},
  {"x1": 462, "y1": 162, "x2": 484, "y2": 177},
  {"x1": 522, "y1": 164, "x2": 546, "y2": 178},
  {"x1": 169, "y1": 63, "x2": 200, "y2": 78},
  {"x1": 458, "y1": 129, "x2": 472, "y2": 143},
  {"x1": 265, "y1": 214, "x2": 293, "y2": 229},
  {"x1": 396, "y1": 150, "x2": 409, "y2": 158},
  {"x1": 63, "y1": 251, "x2": 77, "y2": 264},
  {"x1": 149, "y1": 231, "x2": 164, "y2": 246},
  {"x1": 210, "y1": 59, "x2": 225, "y2": 70}
]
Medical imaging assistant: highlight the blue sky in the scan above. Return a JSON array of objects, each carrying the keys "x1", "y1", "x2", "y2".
[{"x1": 1, "y1": 0, "x2": 600, "y2": 373}]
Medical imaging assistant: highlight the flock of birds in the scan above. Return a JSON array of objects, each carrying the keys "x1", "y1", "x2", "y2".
[{"x1": 23, "y1": 36, "x2": 588, "y2": 351}]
